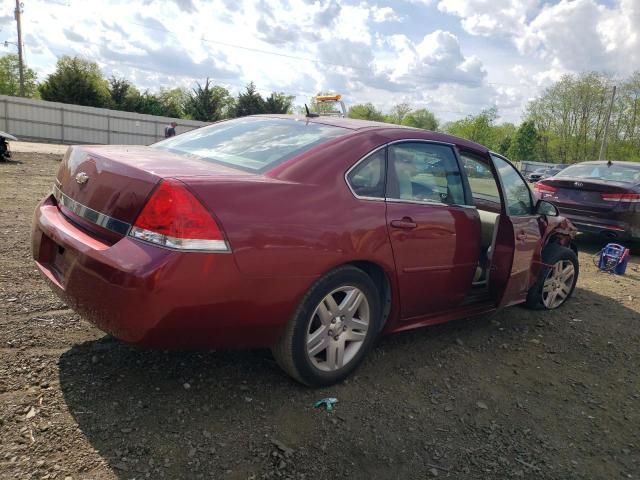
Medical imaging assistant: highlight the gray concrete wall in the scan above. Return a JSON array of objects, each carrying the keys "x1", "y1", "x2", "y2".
[{"x1": 0, "y1": 95, "x2": 208, "y2": 145}]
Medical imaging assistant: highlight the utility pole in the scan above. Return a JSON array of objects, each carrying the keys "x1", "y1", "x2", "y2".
[
  {"x1": 598, "y1": 85, "x2": 616, "y2": 162},
  {"x1": 14, "y1": 0, "x2": 24, "y2": 97}
]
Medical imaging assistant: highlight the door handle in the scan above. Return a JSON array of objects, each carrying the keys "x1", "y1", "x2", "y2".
[
  {"x1": 516, "y1": 231, "x2": 527, "y2": 241},
  {"x1": 390, "y1": 218, "x2": 417, "y2": 229}
]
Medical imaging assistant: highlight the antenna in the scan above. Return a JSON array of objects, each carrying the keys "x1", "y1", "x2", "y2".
[{"x1": 304, "y1": 104, "x2": 319, "y2": 118}]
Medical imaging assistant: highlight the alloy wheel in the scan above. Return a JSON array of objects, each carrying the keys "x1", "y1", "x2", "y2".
[
  {"x1": 305, "y1": 286, "x2": 370, "y2": 372},
  {"x1": 542, "y1": 259, "x2": 575, "y2": 309}
]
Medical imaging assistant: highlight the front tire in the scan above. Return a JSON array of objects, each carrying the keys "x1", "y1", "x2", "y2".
[
  {"x1": 272, "y1": 266, "x2": 381, "y2": 387},
  {"x1": 526, "y1": 244, "x2": 579, "y2": 310}
]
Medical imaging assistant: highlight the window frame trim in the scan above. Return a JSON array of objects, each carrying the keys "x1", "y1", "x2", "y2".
[{"x1": 344, "y1": 139, "x2": 475, "y2": 209}]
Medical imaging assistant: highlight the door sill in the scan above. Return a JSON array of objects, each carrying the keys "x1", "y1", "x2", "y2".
[
  {"x1": 461, "y1": 289, "x2": 491, "y2": 306},
  {"x1": 392, "y1": 300, "x2": 496, "y2": 334}
]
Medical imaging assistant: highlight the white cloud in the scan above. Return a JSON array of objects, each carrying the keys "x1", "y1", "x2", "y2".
[
  {"x1": 437, "y1": 0, "x2": 539, "y2": 37},
  {"x1": 517, "y1": 0, "x2": 640, "y2": 75},
  {"x1": 439, "y1": 0, "x2": 639, "y2": 77},
  {"x1": 371, "y1": 6, "x2": 402, "y2": 23},
  {"x1": 387, "y1": 30, "x2": 487, "y2": 88}
]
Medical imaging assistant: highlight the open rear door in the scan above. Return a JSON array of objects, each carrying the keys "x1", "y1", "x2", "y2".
[{"x1": 488, "y1": 155, "x2": 542, "y2": 308}]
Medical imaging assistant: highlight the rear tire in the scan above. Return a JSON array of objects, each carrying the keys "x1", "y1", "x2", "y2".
[
  {"x1": 525, "y1": 243, "x2": 579, "y2": 310},
  {"x1": 272, "y1": 266, "x2": 380, "y2": 387}
]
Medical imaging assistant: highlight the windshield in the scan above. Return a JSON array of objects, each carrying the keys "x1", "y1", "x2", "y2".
[
  {"x1": 152, "y1": 117, "x2": 349, "y2": 172},
  {"x1": 556, "y1": 163, "x2": 640, "y2": 183}
]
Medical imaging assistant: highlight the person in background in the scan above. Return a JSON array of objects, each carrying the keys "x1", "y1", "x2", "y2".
[{"x1": 164, "y1": 121, "x2": 178, "y2": 138}]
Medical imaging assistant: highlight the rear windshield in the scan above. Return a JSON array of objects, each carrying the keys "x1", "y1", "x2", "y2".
[
  {"x1": 152, "y1": 117, "x2": 348, "y2": 172},
  {"x1": 556, "y1": 164, "x2": 640, "y2": 183}
]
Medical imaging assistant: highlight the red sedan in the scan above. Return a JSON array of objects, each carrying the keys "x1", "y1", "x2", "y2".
[{"x1": 32, "y1": 115, "x2": 579, "y2": 386}]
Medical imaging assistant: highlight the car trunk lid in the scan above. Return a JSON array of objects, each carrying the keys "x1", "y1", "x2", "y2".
[
  {"x1": 54, "y1": 145, "x2": 249, "y2": 240},
  {"x1": 538, "y1": 177, "x2": 632, "y2": 213}
]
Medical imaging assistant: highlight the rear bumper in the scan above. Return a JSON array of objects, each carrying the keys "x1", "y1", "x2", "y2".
[
  {"x1": 558, "y1": 210, "x2": 638, "y2": 241},
  {"x1": 31, "y1": 195, "x2": 310, "y2": 348}
]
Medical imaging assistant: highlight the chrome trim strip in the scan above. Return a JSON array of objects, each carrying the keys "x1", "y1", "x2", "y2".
[
  {"x1": 570, "y1": 221, "x2": 626, "y2": 231},
  {"x1": 386, "y1": 138, "x2": 456, "y2": 147},
  {"x1": 384, "y1": 198, "x2": 476, "y2": 209},
  {"x1": 385, "y1": 198, "x2": 447, "y2": 207},
  {"x1": 129, "y1": 226, "x2": 231, "y2": 253},
  {"x1": 52, "y1": 185, "x2": 131, "y2": 236}
]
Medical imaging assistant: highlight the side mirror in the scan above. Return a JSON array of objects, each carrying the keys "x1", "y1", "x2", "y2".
[{"x1": 535, "y1": 199, "x2": 559, "y2": 217}]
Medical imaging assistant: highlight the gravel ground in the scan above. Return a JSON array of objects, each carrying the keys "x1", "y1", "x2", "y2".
[{"x1": 1, "y1": 151, "x2": 639, "y2": 480}]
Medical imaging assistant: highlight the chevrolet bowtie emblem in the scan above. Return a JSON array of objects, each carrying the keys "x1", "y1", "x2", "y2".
[{"x1": 75, "y1": 172, "x2": 89, "y2": 185}]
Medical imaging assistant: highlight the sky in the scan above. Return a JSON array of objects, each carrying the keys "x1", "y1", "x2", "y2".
[{"x1": 0, "y1": 0, "x2": 638, "y2": 123}]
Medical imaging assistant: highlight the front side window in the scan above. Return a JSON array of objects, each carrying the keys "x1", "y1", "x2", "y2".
[
  {"x1": 388, "y1": 142, "x2": 465, "y2": 205},
  {"x1": 153, "y1": 117, "x2": 348, "y2": 172},
  {"x1": 347, "y1": 149, "x2": 386, "y2": 198},
  {"x1": 492, "y1": 154, "x2": 532, "y2": 216}
]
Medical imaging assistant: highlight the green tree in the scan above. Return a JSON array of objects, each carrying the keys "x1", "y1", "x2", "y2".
[
  {"x1": 0, "y1": 54, "x2": 38, "y2": 97},
  {"x1": 185, "y1": 78, "x2": 232, "y2": 121},
  {"x1": 157, "y1": 88, "x2": 189, "y2": 118},
  {"x1": 136, "y1": 91, "x2": 165, "y2": 116},
  {"x1": 264, "y1": 92, "x2": 294, "y2": 114},
  {"x1": 387, "y1": 103, "x2": 411, "y2": 124},
  {"x1": 498, "y1": 135, "x2": 512, "y2": 156},
  {"x1": 108, "y1": 76, "x2": 148, "y2": 113},
  {"x1": 108, "y1": 77, "x2": 131, "y2": 109},
  {"x1": 348, "y1": 103, "x2": 384, "y2": 121},
  {"x1": 509, "y1": 120, "x2": 539, "y2": 161},
  {"x1": 446, "y1": 107, "x2": 498, "y2": 146},
  {"x1": 235, "y1": 82, "x2": 265, "y2": 117},
  {"x1": 524, "y1": 72, "x2": 640, "y2": 163},
  {"x1": 39, "y1": 56, "x2": 110, "y2": 107},
  {"x1": 401, "y1": 108, "x2": 439, "y2": 131},
  {"x1": 492, "y1": 123, "x2": 516, "y2": 156}
]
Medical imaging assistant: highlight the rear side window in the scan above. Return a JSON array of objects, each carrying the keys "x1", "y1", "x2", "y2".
[
  {"x1": 153, "y1": 117, "x2": 348, "y2": 172},
  {"x1": 387, "y1": 142, "x2": 465, "y2": 205},
  {"x1": 347, "y1": 149, "x2": 386, "y2": 198}
]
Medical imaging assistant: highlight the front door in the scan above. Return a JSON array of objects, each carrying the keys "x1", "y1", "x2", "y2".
[
  {"x1": 385, "y1": 142, "x2": 481, "y2": 320},
  {"x1": 488, "y1": 154, "x2": 542, "y2": 307}
]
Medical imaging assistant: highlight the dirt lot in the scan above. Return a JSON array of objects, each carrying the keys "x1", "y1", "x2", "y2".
[{"x1": 1, "y1": 151, "x2": 639, "y2": 480}]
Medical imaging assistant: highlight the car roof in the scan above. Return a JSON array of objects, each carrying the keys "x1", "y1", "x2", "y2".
[
  {"x1": 253, "y1": 114, "x2": 490, "y2": 154},
  {"x1": 254, "y1": 113, "x2": 405, "y2": 131}
]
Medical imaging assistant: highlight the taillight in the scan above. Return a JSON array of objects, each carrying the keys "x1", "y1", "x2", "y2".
[
  {"x1": 533, "y1": 182, "x2": 557, "y2": 194},
  {"x1": 129, "y1": 180, "x2": 229, "y2": 252},
  {"x1": 601, "y1": 193, "x2": 640, "y2": 203}
]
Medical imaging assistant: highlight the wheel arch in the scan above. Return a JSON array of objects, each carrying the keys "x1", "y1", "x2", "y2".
[
  {"x1": 342, "y1": 260, "x2": 393, "y2": 332},
  {"x1": 545, "y1": 231, "x2": 578, "y2": 256}
]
